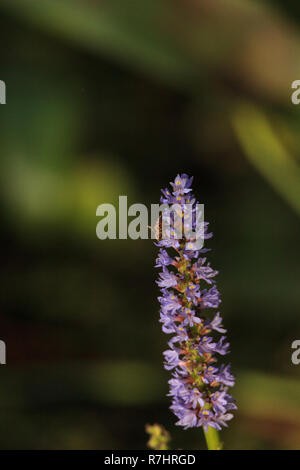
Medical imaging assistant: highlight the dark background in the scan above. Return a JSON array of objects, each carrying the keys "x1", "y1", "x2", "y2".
[{"x1": 0, "y1": 0, "x2": 299, "y2": 449}]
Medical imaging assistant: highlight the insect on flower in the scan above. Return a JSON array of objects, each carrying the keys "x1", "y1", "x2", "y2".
[{"x1": 151, "y1": 214, "x2": 163, "y2": 241}]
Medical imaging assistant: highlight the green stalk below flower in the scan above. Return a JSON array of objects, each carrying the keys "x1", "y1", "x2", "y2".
[{"x1": 203, "y1": 427, "x2": 223, "y2": 450}]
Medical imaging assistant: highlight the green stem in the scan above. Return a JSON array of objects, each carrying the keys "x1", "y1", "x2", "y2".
[{"x1": 203, "y1": 427, "x2": 223, "y2": 450}]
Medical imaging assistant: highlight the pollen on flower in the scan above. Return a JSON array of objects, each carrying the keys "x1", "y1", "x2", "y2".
[{"x1": 155, "y1": 174, "x2": 237, "y2": 431}]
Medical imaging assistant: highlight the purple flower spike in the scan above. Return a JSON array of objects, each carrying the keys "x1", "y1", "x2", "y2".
[{"x1": 155, "y1": 174, "x2": 236, "y2": 431}]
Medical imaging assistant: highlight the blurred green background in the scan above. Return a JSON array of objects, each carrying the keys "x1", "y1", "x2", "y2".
[{"x1": 0, "y1": 0, "x2": 300, "y2": 450}]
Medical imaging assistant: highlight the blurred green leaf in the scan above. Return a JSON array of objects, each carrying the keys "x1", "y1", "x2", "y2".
[
  {"x1": 233, "y1": 104, "x2": 300, "y2": 216},
  {"x1": 0, "y1": 0, "x2": 199, "y2": 88},
  {"x1": 236, "y1": 370, "x2": 300, "y2": 422}
]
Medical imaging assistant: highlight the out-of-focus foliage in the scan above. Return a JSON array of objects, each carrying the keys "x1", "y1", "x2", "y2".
[
  {"x1": 233, "y1": 104, "x2": 300, "y2": 216},
  {"x1": 145, "y1": 423, "x2": 171, "y2": 450},
  {"x1": 0, "y1": 0, "x2": 299, "y2": 449}
]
